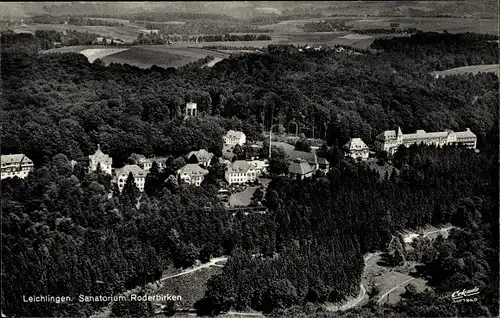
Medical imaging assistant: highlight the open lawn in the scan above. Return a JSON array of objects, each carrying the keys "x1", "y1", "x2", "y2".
[
  {"x1": 156, "y1": 266, "x2": 223, "y2": 309},
  {"x1": 364, "y1": 253, "x2": 430, "y2": 306},
  {"x1": 434, "y1": 64, "x2": 499, "y2": 77},
  {"x1": 229, "y1": 186, "x2": 258, "y2": 207}
]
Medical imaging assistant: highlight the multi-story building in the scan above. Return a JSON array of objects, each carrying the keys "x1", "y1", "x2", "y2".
[
  {"x1": 1, "y1": 154, "x2": 34, "y2": 180},
  {"x1": 89, "y1": 144, "x2": 113, "y2": 175},
  {"x1": 177, "y1": 164, "x2": 208, "y2": 186},
  {"x1": 132, "y1": 154, "x2": 168, "y2": 171},
  {"x1": 115, "y1": 165, "x2": 148, "y2": 192},
  {"x1": 288, "y1": 159, "x2": 314, "y2": 180},
  {"x1": 224, "y1": 130, "x2": 246, "y2": 147},
  {"x1": 375, "y1": 126, "x2": 477, "y2": 155},
  {"x1": 246, "y1": 159, "x2": 269, "y2": 175},
  {"x1": 225, "y1": 160, "x2": 257, "y2": 185},
  {"x1": 343, "y1": 138, "x2": 370, "y2": 161},
  {"x1": 186, "y1": 149, "x2": 214, "y2": 167}
]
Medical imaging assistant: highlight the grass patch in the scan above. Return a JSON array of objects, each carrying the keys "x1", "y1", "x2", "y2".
[
  {"x1": 157, "y1": 266, "x2": 223, "y2": 309},
  {"x1": 434, "y1": 64, "x2": 499, "y2": 77}
]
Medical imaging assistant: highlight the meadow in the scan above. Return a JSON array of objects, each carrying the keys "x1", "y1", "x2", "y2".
[
  {"x1": 102, "y1": 46, "x2": 229, "y2": 69},
  {"x1": 434, "y1": 64, "x2": 499, "y2": 77}
]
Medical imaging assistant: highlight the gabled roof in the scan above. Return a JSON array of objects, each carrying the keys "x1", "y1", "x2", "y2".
[
  {"x1": 343, "y1": 138, "x2": 369, "y2": 150},
  {"x1": 177, "y1": 164, "x2": 208, "y2": 177},
  {"x1": 116, "y1": 164, "x2": 147, "y2": 178},
  {"x1": 187, "y1": 149, "x2": 214, "y2": 161},
  {"x1": 376, "y1": 130, "x2": 397, "y2": 141},
  {"x1": 317, "y1": 157, "x2": 330, "y2": 165},
  {"x1": 455, "y1": 128, "x2": 476, "y2": 138},
  {"x1": 288, "y1": 150, "x2": 317, "y2": 165},
  {"x1": 288, "y1": 160, "x2": 314, "y2": 175},
  {"x1": 227, "y1": 160, "x2": 252, "y2": 173},
  {"x1": 90, "y1": 144, "x2": 112, "y2": 164},
  {"x1": 1, "y1": 154, "x2": 32, "y2": 165}
]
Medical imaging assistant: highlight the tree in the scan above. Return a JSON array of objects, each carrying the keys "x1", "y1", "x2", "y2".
[
  {"x1": 122, "y1": 172, "x2": 140, "y2": 205},
  {"x1": 294, "y1": 134, "x2": 311, "y2": 152},
  {"x1": 268, "y1": 147, "x2": 289, "y2": 176}
]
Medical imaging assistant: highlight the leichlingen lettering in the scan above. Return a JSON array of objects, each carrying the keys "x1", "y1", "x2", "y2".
[{"x1": 23, "y1": 295, "x2": 72, "y2": 303}]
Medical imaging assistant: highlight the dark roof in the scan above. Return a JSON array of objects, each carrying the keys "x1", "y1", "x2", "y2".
[
  {"x1": 288, "y1": 150, "x2": 317, "y2": 165},
  {"x1": 288, "y1": 160, "x2": 314, "y2": 175}
]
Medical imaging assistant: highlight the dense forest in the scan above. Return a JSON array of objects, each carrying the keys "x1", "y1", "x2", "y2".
[{"x1": 1, "y1": 30, "x2": 498, "y2": 317}]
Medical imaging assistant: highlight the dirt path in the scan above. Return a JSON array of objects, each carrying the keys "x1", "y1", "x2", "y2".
[
  {"x1": 376, "y1": 277, "x2": 416, "y2": 304},
  {"x1": 159, "y1": 256, "x2": 228, "y2": 281}
]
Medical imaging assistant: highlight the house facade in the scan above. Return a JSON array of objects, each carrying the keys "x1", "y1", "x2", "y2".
[
  {"x1": 225, "y1": 160, "x2": 257, "y2": 185},
  {"x1": 1, "y1": 154, "x2": 34, "y2": 180},
  {"x1": 224, "y1": 130, "x2": 246, "y2": 147},
  {"x1": 115, "y1": 164, "x2": 148, "y2": 192},
  {"x1": 375, "y1": 126, "x2": 477, "y2": 155},
  {"x1": 185, "y1": 102, "x2": 197, "y2": 118},
  {"x1": 187, "y1": 149, "x2": 214, "y2": 167},
  {"x1": 89, "y1": 144, "x2": 113, "y2": 175},
  {"x1": 343, "y1": 138, "x2": 370, "y2": 161},
  {"x1": 135, "y1": 155, "x2": 168, "y2": 171},
  {"x1": 177, "y1": 164, "x2": 208, "y2": 186},
  {"x1": 288, "y1": 159, "x2": 314, "y2": 180}
]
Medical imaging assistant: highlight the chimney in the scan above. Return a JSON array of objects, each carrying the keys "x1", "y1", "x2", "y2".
[{"x1": 466, "y1": 128, "x2": 470, "y2": 131}]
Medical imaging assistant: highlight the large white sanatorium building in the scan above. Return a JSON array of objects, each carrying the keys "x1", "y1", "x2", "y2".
[
  {"x1": 225, "y1": 160, "x2": 257, "y2": 185},
  {"x1": 1, "y1": 154, "x2": 34, "y2": 179},
  {"x1": 89, "y1": 144, "x2": 113, "y2": 175},
  {"x1": 375, "y1": 126, "x2": 477, "y2": 155}
]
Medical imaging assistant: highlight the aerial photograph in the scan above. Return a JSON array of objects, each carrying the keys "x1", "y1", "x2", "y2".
[{"x1": 0, "y1": 1, "x2": 498, "y2": 317}]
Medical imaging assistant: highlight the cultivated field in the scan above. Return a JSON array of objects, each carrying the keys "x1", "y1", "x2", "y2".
[
  {"x1": 434, "y1": 64, "x2": 499, "y2": 77},
  {"x1": 42, "y1": 46, "x2": 130, "y2": 63},
  {"x1": 11, "y1": 23, "x2": 143, "y2": 43},
  {"x1": 101, "y1": 46, "x2": 229, "y2": 69},
  {"x1": 258, "y1": 16, "x2": 497, "y2": 35}
]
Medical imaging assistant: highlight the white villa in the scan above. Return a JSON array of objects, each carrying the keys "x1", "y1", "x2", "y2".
[
  {"x1": 132, "y1": 154, "x2": 168, "y2": 171},
  {"x1": 375, "y1": 126, "x2": 477, "y2": 155},
  {"x1": 225, "y1": 160, "x2": 257, "y2": 185},
  {"x1": 224, "y1": 130, "x2": 246, "y2": 147},
  {"x1": 1, "y1": 154, "x2": 34, "y2": 180},
  {"x1": 185, "y1": 102, "x2": 197, "y2": 118},
  {"x1": 115, "y1": 165, "x2": 148, "y2": 192},
  {"x1": 186, "y1": 149, "x2": 214, "y2": 167},
  {"x1": 89, "y1": 144, "x2": 113, "y2": 175},
  {"x1": 177, "y1": 163, "x2": 208, "y2": 186},
  {"x1": 343, "y1": 138, "x2": 370, "y2": 161}
]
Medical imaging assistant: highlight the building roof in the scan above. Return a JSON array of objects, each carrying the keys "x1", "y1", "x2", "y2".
[
  {"x1": 187, "y1": 149, "x2": 214, "y2": 162},
  {"x1": 226, "y1": 130, "x2": 245, "y2": 139},
  {"x1": 227, "y1": 160, "x2": 252, "y2": 173},
  {"x1": 90, "y1": 144, "x2": 112, "y2": 164},
  {"x1": 115, "y1": 164, "x2": 147, "y2": 178},
  {"x1": 177, "y1": 164, "x2": 208, "y2": 177},
  {"x1": 288, "y1": 160, "x2": 314, "y2": 175},
  {"x1": 317, "y1": 157, "x2": 329, "y2": 165},
  {"x1": 1, "y1": 154, "x2": 32, "y2": 165},
  {"x1": 343, "y1": 138, "x2": 369, "y2": 150},
  {"x1": 455, "y1": 128, "x2": 476, "y2": 138},
  {"x1": 288, "y1": 150, "x2": 317, "y2": 165},
  {"x1": 376, "y1": 126, "x2": 402, "y2": 141}
]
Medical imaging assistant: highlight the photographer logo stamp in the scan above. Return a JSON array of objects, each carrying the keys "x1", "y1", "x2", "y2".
[{"x1": 451, "y1": 286, "x2": 479, "y2": 303}]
